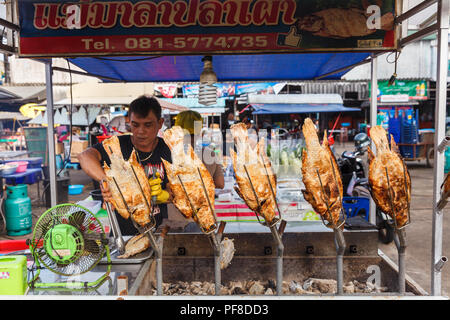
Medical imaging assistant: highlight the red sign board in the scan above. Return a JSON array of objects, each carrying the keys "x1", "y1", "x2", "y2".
[{"x1": 18, "y1": 0, "x2": 397, "y2": 57}]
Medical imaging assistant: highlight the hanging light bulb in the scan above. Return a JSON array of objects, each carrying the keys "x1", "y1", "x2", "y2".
[
  {"x1": 198, "y1": 55, "x2": 218, "y2": 106},
  {"x1": 388, "y1": 51, "x2": 399, "y2": 86}
]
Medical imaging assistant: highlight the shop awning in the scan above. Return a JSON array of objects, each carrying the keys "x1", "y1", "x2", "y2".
[
  {"x1": 69, "y1": 53, "x2": 371, "y2": 83},
  {"x1": 251, "y1": 103, "x2": 360, "y2": 114}
]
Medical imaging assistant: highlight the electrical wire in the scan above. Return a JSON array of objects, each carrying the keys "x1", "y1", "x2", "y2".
[
  {"x1": 93, "y1": 56, "x2": 163, "y2": 62},
  {"x1": 386, "y1": 50, "x2": 401, "y2": 64},
  {"x1": 56, "y1": 59, "x2": 74, "y2": 177}
]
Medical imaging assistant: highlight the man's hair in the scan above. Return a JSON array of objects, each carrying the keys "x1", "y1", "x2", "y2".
[{"x1": 129, "y1": 95, "x2": 162, "y2": 119}]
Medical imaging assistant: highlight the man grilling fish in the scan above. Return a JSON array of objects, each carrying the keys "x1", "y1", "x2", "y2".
[{"x1": 79, "y1": 95, "x2": 172, "y2": 236}]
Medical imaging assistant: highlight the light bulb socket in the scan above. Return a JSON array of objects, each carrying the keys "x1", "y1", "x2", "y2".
[
  {"x1": 388, "y1": 73, "x2": 397, "y2": 86},
  {"x1": 201, "y1": 56, "x2": 212, "y2": 63}
]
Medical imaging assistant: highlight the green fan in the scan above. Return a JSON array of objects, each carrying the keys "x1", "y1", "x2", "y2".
[{"x1": 28, "y1": 203, "x2": 111, "y2": 289}]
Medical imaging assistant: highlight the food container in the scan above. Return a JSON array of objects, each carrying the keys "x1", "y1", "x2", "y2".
[
  {"x1": 90, "y1": 189, "x2": 103, "y2": 203},
  {"x1": 69, "y1": 184, "x2": 84, "y2": 195},
  {"x1": 0, "y1": 164, "x2": 19, "y2": 176},
  {"x1": 8, "y1": 161, "x2": 28, "y2": 173},
  {"x1": 0, "y1": 255, "x2": 28, "y2": 295}
]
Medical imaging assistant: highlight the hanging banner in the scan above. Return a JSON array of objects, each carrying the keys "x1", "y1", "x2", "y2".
[
  {"x1": 182, "y1": 82, "x2": 284, "y2": 97},
  {"x1": 235, "y1": 82, "x2": 285, "y2": 95},
  {"x1": 369, "y1": 80, "x2": 428, "y2": 101},
  {"x1": 18, "y1": 0, "x2": 397, "y2": 57},
  {"x1": 182, "y1": 83, "x2": 235, "y2": 98},
  {"x1": 154, "y1": 84, "x2": 178, "y2": 98}
]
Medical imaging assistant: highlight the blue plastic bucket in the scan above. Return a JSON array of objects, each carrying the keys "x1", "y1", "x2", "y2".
[{"x1": 68, "y1": 184, "x2": 84, "y2": 195}]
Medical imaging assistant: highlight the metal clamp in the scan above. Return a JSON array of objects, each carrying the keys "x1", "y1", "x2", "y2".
[
  {"x1": 434, "y1": 256, "x2": 448, "y2": 272},
  {"x1": 437, "y1": 136, "x2": 450, "y2": 153}
]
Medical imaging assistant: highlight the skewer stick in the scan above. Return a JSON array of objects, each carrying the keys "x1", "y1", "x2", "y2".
[
  {"x1": 197, "y1": 167, "x2": 218, "y2": 224},
  {"x1": 177, "y1": 175, "x2": 215, "y2": 234},
  {"x1": 314, "y1": 168, "x2": 346, "y2": 295},
  {"x1": 260, "y1": 154, "x2": 283, "y2": 221},
  {"x1": 130, "y1": 165, "x2": 156, "y2": 228},
  {"x1": 384, "y1": 166, "x2": 407, "y2": 295},
  {"x1": 242, "y1": 164, "x2": 266, "y2": 225}
]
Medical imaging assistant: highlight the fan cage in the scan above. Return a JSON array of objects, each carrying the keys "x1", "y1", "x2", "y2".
[{"x1": 30, "y1": 204, "x2": 107, "y2": 276}]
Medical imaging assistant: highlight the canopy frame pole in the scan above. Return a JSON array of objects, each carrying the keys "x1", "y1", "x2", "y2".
[
  {"x1": 369, "y1": 54, "x2": 378, "y2": 226},
  {"x1": 314, "y1": 53, "x2": 383, "y2": 81},
  {"x1": 45, "y1": 60, "x2": 57, "y2": 208},
  {"x1": 431, "y1": 0, "x2": 449, "y2": 297}
]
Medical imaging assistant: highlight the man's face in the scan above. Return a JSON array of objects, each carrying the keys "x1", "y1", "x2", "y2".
[{"x1": 129, "y1": 111, "x2": 163, "y2": 148}]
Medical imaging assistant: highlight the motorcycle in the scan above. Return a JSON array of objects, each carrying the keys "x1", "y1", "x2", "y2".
[{"x1": 337, "y1": 133, "x2": 395, "y2": 244}]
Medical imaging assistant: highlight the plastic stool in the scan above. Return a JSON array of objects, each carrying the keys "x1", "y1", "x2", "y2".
[{"x1": 342, "y1": 197, "x2": 370, "y2": 220}]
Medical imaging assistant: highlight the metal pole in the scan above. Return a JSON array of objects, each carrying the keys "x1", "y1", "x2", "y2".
[
  {"x1": 334, "y1": 228, "x2": 346, "y2": 295},
  {"x1": 45, "y1": 60, "x2": 57, "y2": 208},
  {"x1": 369, "y1": 54, "x2": 378, "y2": 225},
  {"x1": 210, "y1": 233, "x2": 221, "y2": 296},
  {"x1": 431, "y1": 0, "x2": 449, "y2": 297},
  {"x1": 212, "y1": 221, "x2": 226, "y2": 296},
  {"x1": 269, "y1": 220, "x2": 286, "y2": 296},
  {"x1": 394, "y1": 228, "x2": 407, "y2": 294},
  {"x1": 105, "y1": 202, "x2": 125, "y2": 255},
  {"x1": 147, "y1": 231, "x2": 163, "y2": 295}
]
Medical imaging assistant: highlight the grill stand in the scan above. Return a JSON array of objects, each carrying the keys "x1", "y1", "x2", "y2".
[
  {"x1": 270, "y1": 219, "x2": 286, "y2": 295},
  {"x1": 105, "y1": 202, "x2": 125, "y2": 255},
  {"x1": 334, "y1": 227, "x2": 346, "y2": 295},
  {"x1": 146, "y1": 226, "x2": 170, "y2": 295},
  {"x1": 208, "y1": 221, "x2": 226, "y2": 295},
  {"x1": 383, "y1": 164, "x2": 410, "y2": 296},
  {"x1": 394, "y1": 227, "x2": 407, "y2": 295}
]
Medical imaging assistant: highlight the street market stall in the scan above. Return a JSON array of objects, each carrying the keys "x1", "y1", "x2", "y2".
[{"x1": 0, "y1": 0, "x2": 447, "y2": 299}]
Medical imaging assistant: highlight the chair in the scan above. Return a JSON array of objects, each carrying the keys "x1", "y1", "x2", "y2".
[{"x1": 342, "y1": 197, "x2": 370, "y2": 221}]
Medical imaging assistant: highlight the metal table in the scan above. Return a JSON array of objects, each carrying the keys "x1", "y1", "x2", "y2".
[{"x1": 0, "y1": 151, "x2": 29, "y2": 161}]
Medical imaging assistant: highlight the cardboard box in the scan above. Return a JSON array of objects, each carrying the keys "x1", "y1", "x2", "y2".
[
  {"x1": 70, "y1": 140, "x2": 89, "y2": 162},
  {"x1": 55, "y1": 142, "x2": 64, "y2": 155}
]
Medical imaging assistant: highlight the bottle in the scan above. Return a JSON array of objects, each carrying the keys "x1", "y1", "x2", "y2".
[{"x1": 420, "y1": 83, "x2": 425, "y2": 96}]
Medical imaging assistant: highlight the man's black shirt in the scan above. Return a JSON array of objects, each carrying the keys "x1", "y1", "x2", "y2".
[{"x1": 93, "y1": 134, "x2": 171, "y2": 235}]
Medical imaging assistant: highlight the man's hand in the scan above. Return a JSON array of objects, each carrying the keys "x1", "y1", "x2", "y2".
[
  {"x1": 149, "y1": 172, "x2": 169, "y2": 204},
  {"x1": 100, "y1": 179, "x2": 115, "y2": 210}
]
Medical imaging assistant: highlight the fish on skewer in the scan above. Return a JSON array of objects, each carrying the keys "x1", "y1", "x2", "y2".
[
  {"x1": 117, "y1": 233, "x2": 150, "y2": 259},
  {"x1": 367, "y1": 126, "x2": 411, "y2": 228},
  {"x1": 437, "y1": 172, "x2": 450, "y2": 210},
  {"x1": 230, "y1": 123, "x2": 278, "y2": 226},
  {"x1": 301, "y1": 118, "x2": 343, "y2": 228},
  {"x1": 162, "y1": 126, "x2": 216, "y2": 233},
  {"x1": 102, "y1": 136, "x2": 153, "y2": 227}
]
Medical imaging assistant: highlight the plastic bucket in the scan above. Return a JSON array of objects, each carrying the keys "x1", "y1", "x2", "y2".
[
  {"x1": 8, "y1": 161, "x2": 28, "y2": 173},
  {"x1": 69, "y1": 184, "x2": 84, "y2": 195}
]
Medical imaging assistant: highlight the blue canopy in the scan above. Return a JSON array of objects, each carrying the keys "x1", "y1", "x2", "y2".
[
  {"x1": 69, "y1": 53, "x2": 370, "y2": 82},
  {"x1": 251, "y1": 103, "x2": 361, "y2": 114}
]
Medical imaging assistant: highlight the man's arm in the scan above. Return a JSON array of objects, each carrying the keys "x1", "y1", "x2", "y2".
[
  {"x1": 78, "y1": 147, "x2": 115, "y2": 207},
  {"x1": 78, "y1": 147, "x2": 106, "y2": 182}
]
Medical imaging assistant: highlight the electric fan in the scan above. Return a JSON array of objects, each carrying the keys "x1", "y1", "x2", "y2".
[{"x1": 28, "y1": 203, "x2": 111, "y2": 289}]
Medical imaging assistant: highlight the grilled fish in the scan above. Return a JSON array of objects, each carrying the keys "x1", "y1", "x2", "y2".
[
  {"x1": 117, "y1": 233, "x2": 150, "y2": 259},
  {"x1": 162, "y1": 126, "x2": 216, "y2": 233},
  {"x1": 296, "y1": 8, "x2": 394, "y2": 38},
  {"x1": 301, "y1": 118, "x2": 343, "y2": 227},
  {"x1": 437, "y1": 172, "x2": 450, "y2": 210},
  {"x1": 230, "y1": 123, "x2": 277, "y2": 225},
  {"x1": 367, "y1": 126, "x2": 411, "y2": 228},
  {"x1": 102, "y1": 136, "x2": 153, "y2": 227}
]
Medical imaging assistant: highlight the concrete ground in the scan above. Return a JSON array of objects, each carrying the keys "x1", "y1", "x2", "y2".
[{"x1": 0, "y1": 142, "x2": 448, "y2": 297}]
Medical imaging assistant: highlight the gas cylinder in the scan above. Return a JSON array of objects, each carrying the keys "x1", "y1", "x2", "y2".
[{"x1": 4, "y1": 184, "x2": 32, "y2": 236}]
